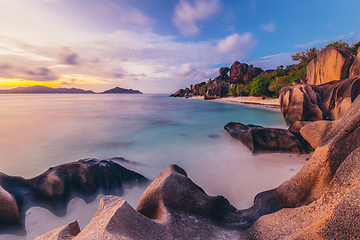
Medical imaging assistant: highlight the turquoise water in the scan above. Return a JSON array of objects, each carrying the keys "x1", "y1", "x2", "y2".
[{"x1": 0, "y1": 94, "x2": 308, "y2": 239}]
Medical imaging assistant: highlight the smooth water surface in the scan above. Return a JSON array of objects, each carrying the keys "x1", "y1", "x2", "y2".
[{"x1": 0, "y1": 94, "x2": 308, "y2": 239}]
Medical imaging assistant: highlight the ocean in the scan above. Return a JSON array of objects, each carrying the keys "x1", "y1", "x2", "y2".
[{"x1": 0, "y1": 94, "x2": 308, "y2": 239}]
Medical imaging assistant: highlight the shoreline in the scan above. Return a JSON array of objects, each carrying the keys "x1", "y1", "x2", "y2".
[{"x1": 188, "y1": 96, "x2": 280, "y2": 110}]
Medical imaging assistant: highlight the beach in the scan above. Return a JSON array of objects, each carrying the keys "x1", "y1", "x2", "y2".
[{"x1": 189, "y1": 96, "x2": 280, "y2": 109}]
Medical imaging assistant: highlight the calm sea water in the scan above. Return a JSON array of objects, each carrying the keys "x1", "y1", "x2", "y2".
[{"x1": 0, "y1": 94, "x2": 308, "y2": 239}]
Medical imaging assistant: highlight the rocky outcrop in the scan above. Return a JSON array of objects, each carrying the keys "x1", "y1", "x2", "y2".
[
  {"x1": 280, "y1": 76, "x2": 360, "y2": 125},
  {"x1": 306, "y1": 48, "x2": 356, "y2": 85},
  {"x1": 349, "y1": 48, "x2": 360, "y2": 77},
  {"x1": 247, "y1": 93, "x2": 360, "y2": 239},
  {"x1": 169, "y1": 88, "x2": 189, "y2": 97},
  {"x1": 230, "y1": 61, "x2": 263, "y2": 84},
  {"x1": 224, "y1": 122, "x2": 313, "y2": 154},
  {"x1": 204, "y1": 81, "x2": 230, "y2": 100},
  {"x1": 0, "y1": 158, "x2": 150, "y2": 234},
  {"x1": 37, "y1": 165, "x2": 246, "y2": 239},
  {"x1": 299, "y1": 119, "x2": 340, "y2": 149}
]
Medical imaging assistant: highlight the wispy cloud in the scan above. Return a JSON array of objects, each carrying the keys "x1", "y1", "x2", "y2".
[
  {"x1": 250, "y1": 53, "x2": 294, "y2": 70},
  {"x1": 95, "y1": 1, "x2": 154, "y2": 27},
  {"x1": 173, "y1": 0, "x2": 220, "y2": 36},
  {"x1": 261, "y1": 21, "x2": 276, "y2": 32},
  {"x1": 294, "y1": 33, "x2": 355, "y2": 48}
]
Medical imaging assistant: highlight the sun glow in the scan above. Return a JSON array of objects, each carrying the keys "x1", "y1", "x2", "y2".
[{"x1": 0, "y1": 78, "x2": 60, "y2": 89}]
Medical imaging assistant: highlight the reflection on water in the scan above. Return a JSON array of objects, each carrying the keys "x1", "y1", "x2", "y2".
[{"x1": 0, "y1": 94, "x2": 308, "y2": 239}]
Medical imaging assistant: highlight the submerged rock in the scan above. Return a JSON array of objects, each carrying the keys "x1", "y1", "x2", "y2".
[
  {"x1": 0, "y1": 158, "x2": 150, "y2": 234},
  {"x1": 224, "y1": 122, "x2": 313, "y2": 154}
]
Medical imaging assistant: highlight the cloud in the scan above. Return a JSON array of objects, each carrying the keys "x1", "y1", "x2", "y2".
[
  {"x1": 59, "y1": 47, "x2": 78, "y2": 65},
  {"x1": 173, "y1": 0, "x2": 220, "y2": 36},
  {"x1": 175, "y1": 63, "x2": 217, "y2": 80},
  {"x1": 294, "y1": 33, "x2": 355, "y2": 48},
  {"x1": 249, "y1": 53, "x2": 294, "y2": 70},
  {"x1": 95, "y1": 1, "x2": 154, "y2": 27},
  {"x1": 261, "y1": 21, "x2": 276, "y2": 32},
  {"x1": 0, "y1": 63, "x2": 58, "y2": 81},
  {"x1": 216, "y1": 33, "x2": 257, "y2": 59},
  {"x1": 23, "y1": 67, "x2": 58, "y2": 81}
]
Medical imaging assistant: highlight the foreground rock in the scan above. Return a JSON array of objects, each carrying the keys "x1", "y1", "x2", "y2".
[
  {"x1": 0, "y1": 158, "x2": 150, "y2": 234},
  {"x1": 37, "y1": 165, "x2": 246, "y2": 239},
  {"x1": 224, "y1": 122, "x2": 313, "y2": 154},
  {"x1": 280, "y1": 76, "x2": 360, "y2": 125},
  {"x1": 247, "y1": 92, "x2": 360, "y2": 239}
]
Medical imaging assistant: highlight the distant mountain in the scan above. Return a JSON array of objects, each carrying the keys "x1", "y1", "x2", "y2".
[
  {"x1": 102, "y1": 87, "x2": 142, "y2": 94},
  {"x1": 0, "y1": 85, "x2": 95, "y2": 94}
]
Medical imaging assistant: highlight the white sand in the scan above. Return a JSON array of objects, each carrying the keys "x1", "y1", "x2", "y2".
[{"x1": 190, "y1": 96, "x2": 280, "y2": 109}]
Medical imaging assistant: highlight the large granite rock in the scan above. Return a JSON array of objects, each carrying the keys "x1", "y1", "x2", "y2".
[
  {"x1": 169, "y1": 88, "x2": 189, "y2": 97},
  {"x1": 204, "y1": 81, "x2": 230, "y2": 100},
  {"x1": 247, "y1": 94, "x2": 360, "y2": 239},
  {"x1": 37, "y1": 165, "x2": 246, "y2": 239},
  {"x1": 280, "y1": 76, "x2": 360, "y2": 125},
  {"x1": 230, "y1": 61, "x2": 263, "y2": 84},
  {"x1": 299, "y1": 119, "x2": 340, "y2": 149},
  {"x1": 349, "y1": 48, "x2": 360, "y2": 77},
  {"x1": 0, "y1": 158, "x2": 150, "y2": 234},
  {"x1": 224, "y1": 122, "x2": 313, "y2": 154},
  {"x1": 306, "y1": 48, "x2": 356, "y2": 85}
]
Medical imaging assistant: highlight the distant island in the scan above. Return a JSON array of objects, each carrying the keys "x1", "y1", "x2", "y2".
[
  {"x1": 102, "y1": 87, "x2": 142, "y2": 94},
  {"x1": 0, "y1": 85, "x2": 142, "y2": 94}
]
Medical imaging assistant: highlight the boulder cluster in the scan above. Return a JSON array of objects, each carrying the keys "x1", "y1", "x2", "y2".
[{"x1": 170, "y1": 62, "x2": 264, "y2": 99}]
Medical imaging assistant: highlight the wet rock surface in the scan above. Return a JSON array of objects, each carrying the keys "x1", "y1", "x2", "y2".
[
  {"x1": 0, "y1": 158, "x2": 150, "y2": 234},
  {"x1": 224, "y1": 122, "x2": 313, "y2": 154}
]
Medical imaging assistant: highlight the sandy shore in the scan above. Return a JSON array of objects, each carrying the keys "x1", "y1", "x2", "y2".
[{"x1": 189, "y1": 96, "x2": 280, "y2": 109}]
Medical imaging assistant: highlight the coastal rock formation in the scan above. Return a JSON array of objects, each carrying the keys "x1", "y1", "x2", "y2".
[
  {"x1": 247, "y1": 93, "x2": 360, "y2": 239},
  {"x1": 169, "y1": 88, "x2": 189, "y2": 97},
  {"x1": 224, "y1": 122, "x2": 313, "y2": 154},
  {"x1": 0, "y1": 158, "x2": 150, "y2": 234},
  {"x1": 219, "y1": 67, "x2": 230, "y2": 78},
  {"x1": 230, "y1": 61, "x2": 263, "y2": 84},
  {"x1": 280, "y1": 76, "x2": 360, "y2": 125},
  {"x1": 299, "y1": 119, "x2": 340, "y2": 149},
  {"x1": 306, "y1": 47, "x2": 356, "y2": 85},
  {"x1": 204, "y1": 81, "x2": 230, "y2": 100},
  {"x1": 37, "y1": 165, "x2": 246, "y2": 239},
  {"x1": 349, "y1": 48, "x2": 360, "y2": 77}
]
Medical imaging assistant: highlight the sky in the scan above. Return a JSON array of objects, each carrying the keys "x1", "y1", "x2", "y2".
[{"x1": 0, "y1": 0, "x2": 359, "y2": 93}]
